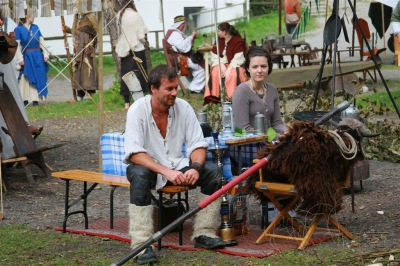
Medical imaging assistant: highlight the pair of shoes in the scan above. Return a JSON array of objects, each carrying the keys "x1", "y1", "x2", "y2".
[
  {"x1": 77, "y1": 96, "x2": 83, "y2": 102},
  {"x1": 125, "y1": 103, "x2": 130, "y2": 109},
  {"x1": 136, "y1": 247, "x2": 158, "y2": 265},
  {"x1": 194, "y1": 235, "x2": 226, "y2": 249}
]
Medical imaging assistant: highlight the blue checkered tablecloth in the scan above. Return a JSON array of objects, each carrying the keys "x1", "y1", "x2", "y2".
[
  {"x1": 230, "y1": 143, "x2": 265, "y2": 169},
  {"x1": 100, "y1": 133, "x2": 233, "y2": 181},
  {"x1": 100, "y1": 132, "x2": 129, "y2": 176}
]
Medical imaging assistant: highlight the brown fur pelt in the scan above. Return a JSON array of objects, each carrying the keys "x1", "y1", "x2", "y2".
[{"x1": 244, "y1": 120, "x2": 359, "y2": 216}]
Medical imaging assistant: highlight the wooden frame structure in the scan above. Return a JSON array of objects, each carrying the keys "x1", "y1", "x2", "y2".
[{"x1": 253, "y1": 159, "x2": 354, "y2": 250}]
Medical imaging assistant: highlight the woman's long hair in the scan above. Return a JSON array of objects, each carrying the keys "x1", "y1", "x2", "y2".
[{"x1": 218, "y1": 22, "x2": 241, "y2": 37}]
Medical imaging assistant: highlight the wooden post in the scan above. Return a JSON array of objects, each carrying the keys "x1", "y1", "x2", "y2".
[
  {"x1": 98, "y1": 10, "x2": 104, "y2": 173},
  {"x1": 1, "y1": 152, "x2": 3, "y2": 220}
]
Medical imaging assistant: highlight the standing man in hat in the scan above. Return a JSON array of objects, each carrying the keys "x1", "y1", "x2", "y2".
[{"x1": 165, "y1": 15, "x2": 205, "y2": 94}]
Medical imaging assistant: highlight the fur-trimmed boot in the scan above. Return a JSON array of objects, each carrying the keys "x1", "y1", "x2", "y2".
[
  {"x1": 192, "y1": 193, "x2": 226, "y2": 249},
  {"x1": 128, "y1": 204, "x2": 158, "y2": 265}
]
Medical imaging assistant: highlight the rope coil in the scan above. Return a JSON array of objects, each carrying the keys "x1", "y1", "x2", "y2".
[{"x1": 328, "y1": 130, "x2": 358, "y2": 160}]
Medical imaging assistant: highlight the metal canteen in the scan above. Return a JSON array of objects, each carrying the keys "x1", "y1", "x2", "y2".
[
  {"x1": 341, "y1": 104, "x2": 360, "y2": 120},
  {"x1": 254, "y1": 112, "x2": 266, "y2": 135},
  {"x1": 197, "y1": 111, "x2": 208, "y2": 124}
]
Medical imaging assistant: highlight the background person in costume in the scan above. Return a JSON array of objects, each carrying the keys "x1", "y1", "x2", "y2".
[
  {"x1": 62, "y1": 12, "x2": 98, "y2": 101},
  {"x1": 166, "y1": 15, "x2": 205, "y2": 94},
  {"x1": 115, "y1": 0, "x2": 149, "y2": 109},
  {"x1": 14, "y1": 11, "x2": 49, "y2": 106},
  {"x1": 284, "y1": 0, "x2": 301, "y2": 36},
  {"x1": 124, "y1": 64, "x2": 225, "y2": 265},
  {"x1": 204, "y1": 22, "x2": 246, "y2": 104}
]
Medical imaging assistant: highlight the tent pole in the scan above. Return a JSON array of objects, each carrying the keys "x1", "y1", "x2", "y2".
[
  {"x1": 98, "y1": 9, "x2": 104, "y2": 173},
  {"x1": 213, "y1": 0, "x2": 224, "y2": 101},
  {"x1": 160, "y1": 0, "x2": 165, "y2": 35},
  {"x1": 381, "y1": 4, "x2": 386, "y2": 58},
  {"x1": 279, "y1": 0, "x2": 281, "y2": 35},
  {"x1": 351, "y1": 0, "x2": 356, "y2": 57}
]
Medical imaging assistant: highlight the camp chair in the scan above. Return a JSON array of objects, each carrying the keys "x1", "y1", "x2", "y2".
[
  {"x1": 0, "y1": 83, "x2": 64, "y2": 185},
  {"x1": 352, "y1": 18, "x2": 386, "y2": 82},
  {"x1": 162, "y1": 38, "x2": 186, "y2": 97},
  {"x1": 253, "y1": 159, "x2": 354, "y2": 250}
]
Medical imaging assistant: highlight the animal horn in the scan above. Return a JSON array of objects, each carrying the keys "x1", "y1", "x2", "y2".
[{"x1": 358, "y1": 126, "x2": 380, "y2": 138}]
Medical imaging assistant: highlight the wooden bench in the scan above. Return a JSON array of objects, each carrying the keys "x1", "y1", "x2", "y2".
[{"x1": 52, "y1": 169, "x2": 194, "y2": 248}]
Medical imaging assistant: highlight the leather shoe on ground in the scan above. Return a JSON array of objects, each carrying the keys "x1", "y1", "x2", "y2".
[
  {"x1": 194, "y1": 235, "x2": 226, "y2": 249},
  {"x1": 136, "y1": 247, "x2": 158, "y2": 265}
]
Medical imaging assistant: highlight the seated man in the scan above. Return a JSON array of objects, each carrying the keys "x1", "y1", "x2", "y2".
[
  {"x1": 123, "y1": 64, "x2": 225, "y2": 265},
  {"x1": 165, "y1": 15, "x2": 205, "y2": 94}
]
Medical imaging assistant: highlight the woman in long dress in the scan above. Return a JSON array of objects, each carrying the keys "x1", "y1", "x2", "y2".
[
  {"x1": 14, "y1": 13, "x2": 49, "y2": 106},
  {"x1": 203, "y1": 22, "x2": 247, "y2": 104}
]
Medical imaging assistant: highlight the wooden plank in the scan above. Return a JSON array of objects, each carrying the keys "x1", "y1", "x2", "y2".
[
  {"x1": 225, "y1": 135, "x2": 268, "y2": 145},
  {"x1": 266, "y1": 61, "x2": 376, "y2": 88},
  {"x1": 52, "y1": 170, "x2": 130, "y2": 187},
  {"x1": 255, "y1": 182, "x2": 296, "y2": 196},
  {"x1": 2, "y1": 157, "x2": 28, "y2": 163}
]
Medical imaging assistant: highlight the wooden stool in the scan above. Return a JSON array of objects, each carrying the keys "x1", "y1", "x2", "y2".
[{"x1": 253, "y1": 159, "x2": 354, "y2": 250}]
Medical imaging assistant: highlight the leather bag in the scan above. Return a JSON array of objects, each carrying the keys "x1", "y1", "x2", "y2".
[
  {"x1": 178, "y1": 54, "x2": 189, "y2": 76},
  {"x1": 285, "y1": 13, "x2": 300, "y2": 25}
]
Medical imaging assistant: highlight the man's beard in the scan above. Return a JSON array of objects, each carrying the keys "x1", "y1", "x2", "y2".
[{"x1": 182, "y1": 24, "x2": 187, "y2": 33}]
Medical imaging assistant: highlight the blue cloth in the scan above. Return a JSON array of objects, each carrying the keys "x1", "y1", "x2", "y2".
[
  {"x1": 100, "y1": 132, "x2": 129, "y2": 176},
  {"x1": 101, "y1": 132, "x2": 233, "y2": 181},
  {"x1": 14, "y1": 24, "x2": 49, "y2": 97}
]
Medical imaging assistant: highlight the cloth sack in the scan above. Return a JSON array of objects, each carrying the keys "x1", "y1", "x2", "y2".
[{"x1": 285, "y1": 13, "x2": 300, "y2": 25}]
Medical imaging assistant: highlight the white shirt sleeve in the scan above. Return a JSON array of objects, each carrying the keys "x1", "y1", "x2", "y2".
[
  {"x1": 229, "y1": 52, "x2": 245, "y2": 68},
  {"x1": 167, "y1": 31, "x2": 193, "y2": 53},
  {"x1": 392, "y1": 22, "x2": 400, "y2": 36}
]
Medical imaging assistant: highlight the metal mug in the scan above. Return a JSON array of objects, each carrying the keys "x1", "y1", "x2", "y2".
[
  {"x1": 197, "y1": 111, "x2": 208, "y2": 124},
  {"x1": 254, "y1": 112, "x2": 266, "y2": 135}
]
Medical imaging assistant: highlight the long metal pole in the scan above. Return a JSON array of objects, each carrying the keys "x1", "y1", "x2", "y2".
[
  {"x1": 110, "y1": 101, "x2": 351, "y2": 266},
  {"x1": 98, "y1": 10, "x2": 104, "y2": 173}
]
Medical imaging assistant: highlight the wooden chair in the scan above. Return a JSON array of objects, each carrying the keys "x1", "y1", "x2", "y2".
[
  {"x1": 0, "y1": 83, "x2": 63, "y2": 185},
  {"x1": 352, "y1": 18, "x2": 386, "y2": 82},
  {"x1": 253, "y1": 159, "x2": 354, "y2": 250},
  {"x1": 162, "y1": 38, "x2": 186, "y2": 97}
]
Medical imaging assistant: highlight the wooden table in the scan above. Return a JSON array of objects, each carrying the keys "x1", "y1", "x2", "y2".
[
  {"x1": 197, "y1": 45, "x2": 213, "y2": 83},
  {"x1": 272, "y1": 50, "x2": 311, "y2": 68}
]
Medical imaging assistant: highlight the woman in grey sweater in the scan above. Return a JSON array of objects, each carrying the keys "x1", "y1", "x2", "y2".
[{"x1": 232, "y1": 46, "x2": 287, "y2": 137}]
